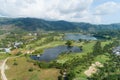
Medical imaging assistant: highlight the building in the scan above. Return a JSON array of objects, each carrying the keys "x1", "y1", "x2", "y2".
[{"x1": 113, "y1": 46, "x2": 120, "y2": 56}]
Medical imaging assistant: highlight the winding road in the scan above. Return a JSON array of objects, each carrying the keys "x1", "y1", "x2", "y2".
[
  {"x1": 0, "y1": 55, "x2": 22, "y2": 80},
  {"x1": 1, "y1": 57, "x2": 9, "y2": 80}
]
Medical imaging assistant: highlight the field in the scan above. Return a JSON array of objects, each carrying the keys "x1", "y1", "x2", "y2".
[
  {"x1": 0, "y1": 53, "x2": 10, "y2": 60},
  {"x1": 1, "y1": 33, "x2": 115, "y2": 80},
  {"x1": 0, "y1": 54, "x2": 11, "y2": 80},
  {"x1": 6, "y1": 57, "x2": 60, "y2": 80},
  {"x1": 56, "y1": 40, "x2": 112, "y2": 79}
]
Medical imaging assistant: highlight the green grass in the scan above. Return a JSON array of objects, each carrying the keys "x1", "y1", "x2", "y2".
[
  {"x1": 74, "y1": 53, "x2": 109, "y2": 79},
  {"x1": 25, "y1": 35, "x2": 63, "y2": 50},
  {"x1": 57, "y1": 41, "x2": 96, "y2": 63},
  {"x1": 94, "y1": 54, "x2": 110, "y2": 63},
  {"x1": 101, "y1": 40, "x2": 112, "y2": 47},
  {"x1": 35, "y1": 41, "x2": 65, "y2": 50},
  {"x1": 7, "y1": 38, "x2": 113, "y2": 80},
  {"x1": 0, "y1": 53, "x2": 10, "y2": 60},
  {"x1": 74, "y1": 53, "x2": 110, "y2": 79},
  {"x1": 81, "y1": 41, "x2": 96, "y2": 53},
  {"x1": 58, "y1": 40, "x2": 112, "y2": 79},
  {"x1": 22, "y1": 35, "x2": 65, "y2": 54},
  {"x1": 25, "y1": 38, "x2": 45, "y2": 49}
]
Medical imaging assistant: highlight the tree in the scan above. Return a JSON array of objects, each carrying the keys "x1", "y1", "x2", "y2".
[
  {"x1": 67, "y1": 71, "x2": 75, "y2": 80},
  {"x1": 93, "y1": 41, "x2": 102, "y2": 55},
  {"x1": 65, "y1": 40, "x2": 73, "y2": 47}
]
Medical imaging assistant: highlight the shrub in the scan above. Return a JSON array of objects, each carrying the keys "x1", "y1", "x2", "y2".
[
  {"x1": 13, "y1": 62, "x2": 18, "y2": 65},
  {"x1": 28, "y1": 67, "x2": 34, "y2": 72}
]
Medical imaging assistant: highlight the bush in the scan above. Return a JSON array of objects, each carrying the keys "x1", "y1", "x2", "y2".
[
  {"x1": 13, "y1": 62, "x2": 18, "y2": 65},
  {"x1": 58, "y1": 75, "x2": 62, "y2": 80},
  {"x1": 28, "y1": 67, "x2": 34, "y2": 72},
  {"x1": 38, "y1": 62, "x2": 49, "y2": 68},
  {"x1": 15, "y1": 52, "x2": 22, "y2": 56}
]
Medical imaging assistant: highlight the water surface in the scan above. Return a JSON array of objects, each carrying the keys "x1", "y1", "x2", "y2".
[
  {"x1": 64, "y1": 33, "x2": 97, "y2": 41},
  {"x1": 30, "y1": 45, "x2": 81, "y2": 62}
]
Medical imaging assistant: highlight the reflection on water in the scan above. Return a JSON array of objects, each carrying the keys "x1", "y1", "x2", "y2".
[
  {"x1": 64, "y1": 33, "x2": 97, "y2": 41},
  {"x1": 30, "y1": 45, "x2": 81, "y2": 62}
]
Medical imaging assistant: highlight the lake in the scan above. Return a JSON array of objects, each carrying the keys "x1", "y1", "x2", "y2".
[
  {"x1": 64, "y1": 33, "x2": 97, "y2": 41},
  {"x1": 30, "y1": 45, "x2": 81, "y2": 62}
]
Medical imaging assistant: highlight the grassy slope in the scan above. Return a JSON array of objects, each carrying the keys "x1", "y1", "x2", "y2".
[
  {"x1": 74, "y1": 41, "x2": 112, "y2": 79},
  {"x1": 25, "y1": 35, "x2": 63, "y2": 49},
  {"x1": 56, "y1": 40, "x2": 112, "y2": 79},
  {"x1": 35, "y1": 41, "x2": 65, "y2": 50},
  {"x1": 0, "y1": 53, "x2": 10, "y2": 60},
  {"x1": 101, "y1": 40, "x2": 112, "y2": 47},
  {"x1": 57, "y1": 41, "x2": 96, "y2": 63},
  {"x1": 5, "y1": 38, "x2": 112, "y2": 80},
  {"x1": 0, "y1": 54, "x2": 11, "y2": 80},
  {"x1": 6, "y1": 57, "x2": 60, "y2": 80}
]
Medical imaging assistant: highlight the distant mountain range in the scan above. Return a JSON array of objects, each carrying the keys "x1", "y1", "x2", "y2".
[{"x1": 0, "y1": 17, "x2": 120, "y2": 32}]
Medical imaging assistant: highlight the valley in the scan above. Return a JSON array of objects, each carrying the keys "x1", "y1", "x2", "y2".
[
  {"x1": 0, "y1": 0, "x2": 120, "y2": 80},
  {"x1": 0, "y1": 30, "x2": 119, "y2": 80}
]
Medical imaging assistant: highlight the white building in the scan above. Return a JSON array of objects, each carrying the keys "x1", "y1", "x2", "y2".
[{"x1": 113, "y1": 46, "x2": 120, "y2": 56}]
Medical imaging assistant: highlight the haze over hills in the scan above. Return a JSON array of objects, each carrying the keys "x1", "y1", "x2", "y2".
[{"x1": 0, "y1": 17, "x2": 120, "y2": 32}]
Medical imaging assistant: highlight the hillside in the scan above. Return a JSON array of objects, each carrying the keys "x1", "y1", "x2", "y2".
[{"x1": 0, "y1": 17, "x2": 120, "y2": 32}]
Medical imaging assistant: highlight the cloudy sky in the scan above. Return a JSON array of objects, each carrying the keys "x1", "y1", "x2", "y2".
[{"x1": 0, "y1": 0, "x2": 120, "y2": 24}]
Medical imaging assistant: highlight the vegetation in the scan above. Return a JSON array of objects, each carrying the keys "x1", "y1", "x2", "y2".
[
  {"x1": 6, "y1": 57, "x2": 60, "y2": 80},
  {"x1": 0, "y1": 24, "x2": 119, "y2": 80},
  {"x1": 1, "y1": 18, "x2": 120, "y2": 32},
  {"x1": 0, "y1": 53, "x2": 10, "y2": 60},
  {"x1": 65, "y1": 40, "x2": 73, "y2": 47},
  {"x1": 88, "y1": 40, "x2": 120, "y2": 80}
]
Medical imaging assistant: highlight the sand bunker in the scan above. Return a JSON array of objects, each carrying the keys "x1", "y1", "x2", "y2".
[{"x1": 84, "y1": 61, "x2": 103, "y2": 77}]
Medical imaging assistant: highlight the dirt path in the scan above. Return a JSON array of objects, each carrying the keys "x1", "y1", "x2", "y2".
[
  {"x1": 0, "y1": 55, "x2": 22, "y2": 80},
  {"x1": 1, "y1": 58, "x2": 9, "y2": 80}
]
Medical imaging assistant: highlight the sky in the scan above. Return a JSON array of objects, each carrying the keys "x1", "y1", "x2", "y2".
[{"x1": 0, "y1": 0, "x2": 120, "y2": 24}]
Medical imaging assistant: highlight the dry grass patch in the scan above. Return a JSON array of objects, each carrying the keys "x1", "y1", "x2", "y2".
[{"x1": 6, "y1": 57, "x2": 60, "y2": 80}]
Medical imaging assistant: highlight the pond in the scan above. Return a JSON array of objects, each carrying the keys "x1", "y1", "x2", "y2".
[
  {"x1": 64, "y1": 33, "x2": 97, "y2": 41},
  {"x1": 30, "y1": 45, "x2": 82, "y2": 62}
]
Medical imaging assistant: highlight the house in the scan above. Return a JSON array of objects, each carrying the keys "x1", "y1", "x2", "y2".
[
  {"x1": 0, "y1": 48, "x2": 11, "y2": 53},
  {"x1": 4, "y1": 48, "x2": 11, "y2": 53},
  {"x1": 14, "y1": 42, "x2": 23, "y2": 48},
  {"x1": 113, "y1": 46, "x2": 120, "y2": 56}
]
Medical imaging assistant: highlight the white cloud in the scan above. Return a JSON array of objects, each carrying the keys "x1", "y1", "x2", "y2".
[
  {"x1": 95, "y1": 2, "x2": 120, "y2": 15},
  {"x1": 57, "y1": 0, "x2": 93, "y2": 14},
  {"x1": 0, "y1": 0, "x2": 103, "y2": 23}
]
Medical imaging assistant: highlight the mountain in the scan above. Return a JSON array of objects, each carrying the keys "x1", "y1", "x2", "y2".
[{"x1": 0, "y1": 17, "x2": 120, "y2": 32}]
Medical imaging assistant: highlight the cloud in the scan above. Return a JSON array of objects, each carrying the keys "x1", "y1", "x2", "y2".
[
  {"x1": 0, "y1": 0, "x2": 103, "y2": 23},
  {"x1": 95, "y1": 1, "x2": 120, "y2": 15},
  {"x1": 57, "y1": 0, "x2": 93, "y2": 14}
]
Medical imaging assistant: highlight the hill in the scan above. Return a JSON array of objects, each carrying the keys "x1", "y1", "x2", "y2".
[{"x1": 0, "y1": 17, "x2": 120, "y2": 32}]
